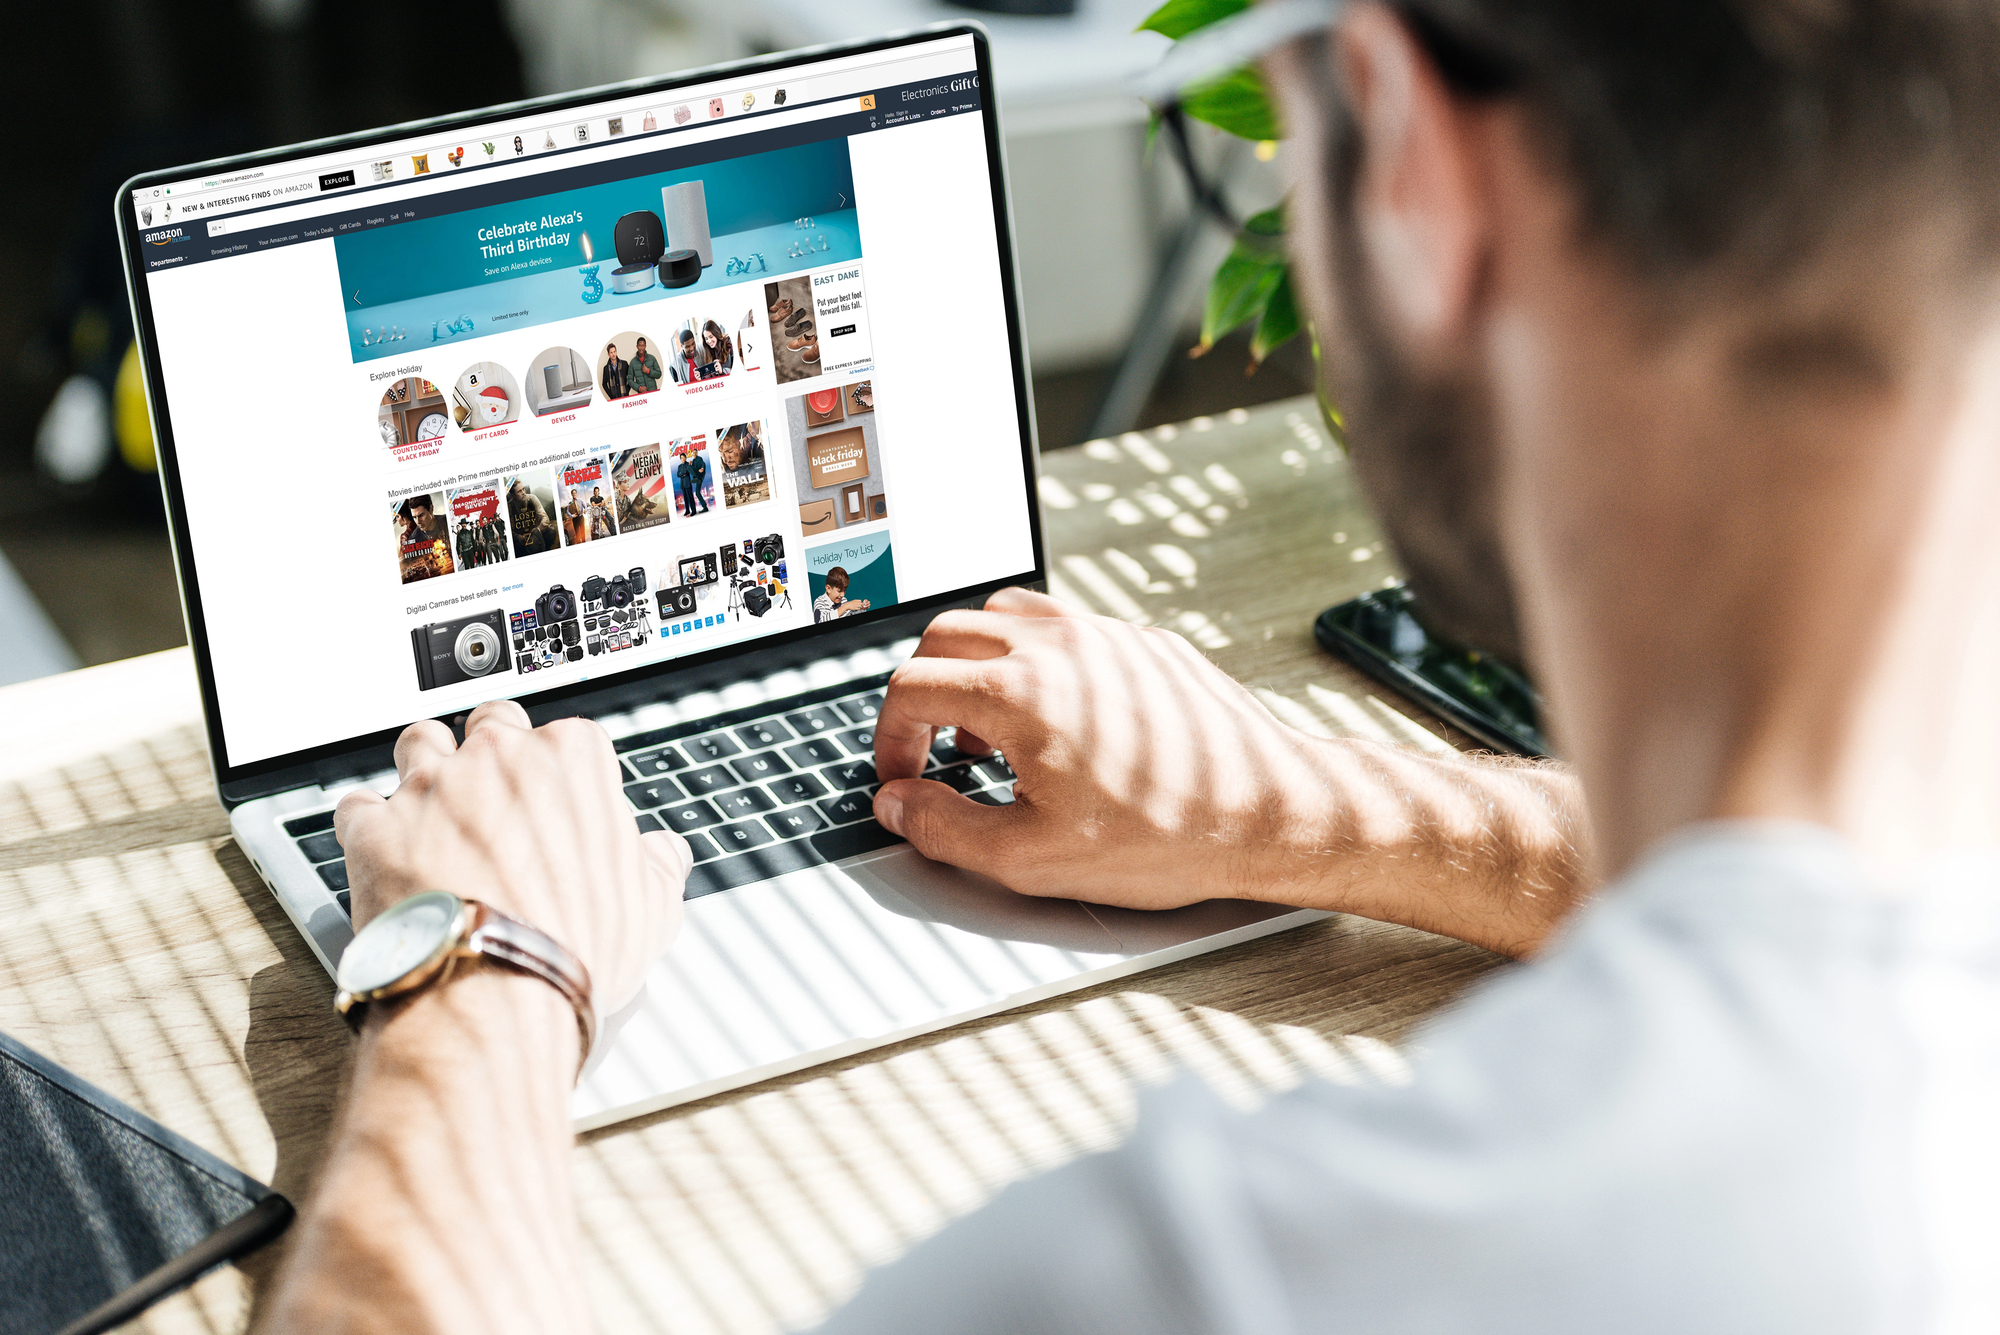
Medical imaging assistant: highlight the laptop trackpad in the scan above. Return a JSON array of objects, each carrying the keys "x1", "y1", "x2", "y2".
[{"x1": 840, "y1": 845, "x2": 1121, "y2": 954}]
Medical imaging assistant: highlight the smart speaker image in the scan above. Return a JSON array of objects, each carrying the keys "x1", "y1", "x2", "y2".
[
  {"x1": 662, "y1": 181, "x2": 712, "y2": 268},
  {"x1": 611, "y1": 209, "x2": 664, "y2": 293},
  {"x1": 658, "y1": 249, "x2": 701, "y2": 288}
]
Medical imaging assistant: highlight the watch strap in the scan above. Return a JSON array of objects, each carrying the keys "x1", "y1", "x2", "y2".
[{"x1": 461, "y1": 900, "x2": 597, "y2": 1073}]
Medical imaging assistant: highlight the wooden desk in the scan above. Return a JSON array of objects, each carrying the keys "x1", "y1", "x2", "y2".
[{"x1": 0, "y1": 398, "x2": 1506, "y2": 1334}]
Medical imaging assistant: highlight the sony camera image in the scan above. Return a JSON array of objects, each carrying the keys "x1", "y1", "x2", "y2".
[{"x1": 412, "y1": 606, "x2": 514, "y2": 690}]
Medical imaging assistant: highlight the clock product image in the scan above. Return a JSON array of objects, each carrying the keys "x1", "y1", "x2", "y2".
[{"x1": 414, "y1": 411, "x2": 449, "y2": 440}]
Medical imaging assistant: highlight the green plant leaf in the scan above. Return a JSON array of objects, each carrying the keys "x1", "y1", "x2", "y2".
[
  {"x1": 1138, "y1": 0, "x2": 1248, "y2": 41},
  {"x1": 1201, "y1": 247, "x2": 1283, "y2": 350},
  {"x1": 1249, "y1": 267, "x2": 1300, "y2": 362},
  {"x1": 1180, "y1": 67, "x2": 1279, "y2": 143}
]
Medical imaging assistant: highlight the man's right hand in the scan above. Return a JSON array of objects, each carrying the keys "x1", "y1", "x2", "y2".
[{"x1": 871, "y1": 588, "x2": 1592, "y2": 958}]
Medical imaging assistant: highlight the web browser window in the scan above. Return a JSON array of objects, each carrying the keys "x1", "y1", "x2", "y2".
[{"x1": 125, "y1": 32, "x2": 1036, "y2": 774}]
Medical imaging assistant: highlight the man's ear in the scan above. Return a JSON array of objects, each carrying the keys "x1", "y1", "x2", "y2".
[{"x1": 1338, "y1": 4, "x2": 1492, "y2": 355}]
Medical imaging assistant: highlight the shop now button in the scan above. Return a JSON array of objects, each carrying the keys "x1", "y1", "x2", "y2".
[{"x1": 829, "y1": 324, "x2": 856, "y2": 337}]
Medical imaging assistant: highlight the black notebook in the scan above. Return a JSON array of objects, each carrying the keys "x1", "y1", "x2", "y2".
[{"x1": 0, "y1": 1030, "x2": 292, "y2": 1335}]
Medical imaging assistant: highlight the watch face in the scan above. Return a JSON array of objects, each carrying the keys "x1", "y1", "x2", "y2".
[
  {"x1": 337, "y1": 890, "x2": 461, "y2": 995},
  {"x1": 416, "y1": 412, "x2": 449, "y2": 440}
]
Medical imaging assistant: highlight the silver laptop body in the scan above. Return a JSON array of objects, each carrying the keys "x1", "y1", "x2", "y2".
[{"x1": 121, "y1": 26, "x2": 1319, "y2": 1130}]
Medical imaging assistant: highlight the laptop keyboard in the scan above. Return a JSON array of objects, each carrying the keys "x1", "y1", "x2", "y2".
[{"x1": 281, "y1": 671, "x2": 1017, "y2": 918}]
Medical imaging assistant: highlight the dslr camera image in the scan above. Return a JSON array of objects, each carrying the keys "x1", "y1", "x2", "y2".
[{"x1": 412, "y1": 607, "x2": 513, "y2": 690}]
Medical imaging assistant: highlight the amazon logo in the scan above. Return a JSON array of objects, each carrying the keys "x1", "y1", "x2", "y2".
[{"x1": 145, "y1": 227, "x2": 187, "y2": 245}]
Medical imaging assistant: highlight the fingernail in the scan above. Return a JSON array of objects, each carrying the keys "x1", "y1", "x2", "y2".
[{"x1": 872, "y1": 785, "x2": 903, "y2": 835}]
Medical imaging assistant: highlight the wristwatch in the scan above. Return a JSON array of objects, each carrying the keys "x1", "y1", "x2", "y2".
[{"x1": 334, "y1": 890, "x2": 596, "y2": 1078}]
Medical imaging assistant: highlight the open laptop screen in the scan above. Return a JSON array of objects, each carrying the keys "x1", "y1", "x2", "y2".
[{"x1": 121, "y1": 29, "x2": 1038, "y2": 780}]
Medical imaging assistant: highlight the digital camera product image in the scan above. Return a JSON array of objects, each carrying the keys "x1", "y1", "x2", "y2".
[
  {"x1": 679, "y1": 553, "x2": 718, "y2": 586},
  {"x1": 535, "y1": 585, "x2": 576, "y2": 625},
  {"x1": 411, "y1": 607, "x2": 513, "y2": 690},
  {"x1": 611, "y1": 210, "x2": 664, "y2": 293},
  {"x1": 607, "y1": 573, "x2": 634, "y2": 608},
  {"x1": 752, "y1": 533, "x2": 785, "y2": 567},
  {"x1": 657, "y1": 585, "x2": 697, "y2": 619}
]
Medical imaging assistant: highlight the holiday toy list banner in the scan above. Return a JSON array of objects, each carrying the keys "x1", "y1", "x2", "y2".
[{"x1": 335, "y1": 137, "x2": 860, "y2": 362}]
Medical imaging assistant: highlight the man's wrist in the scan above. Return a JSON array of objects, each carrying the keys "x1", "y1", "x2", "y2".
[{"x1": 361, "y1": 963, "x2": 581, "y2": 1092}]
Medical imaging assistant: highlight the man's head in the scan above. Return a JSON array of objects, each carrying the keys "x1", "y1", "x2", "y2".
[
  {"x1": 636, "y1": 338, "x2": 648, "y2": 354},
  {"x1": 1265, "y1": 1, "x2": 2000, "y2": 668},
  {"x1": 407, "y1": 498, "x2": 433, "y2": 527},
  {"x1": 825, "y1": 567, "x2": 849, "y2": 604}
]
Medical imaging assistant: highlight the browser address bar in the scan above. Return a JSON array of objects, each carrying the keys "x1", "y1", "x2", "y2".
[{"x1": 206, "y1": 94, "x2": 872, "y2": 239}]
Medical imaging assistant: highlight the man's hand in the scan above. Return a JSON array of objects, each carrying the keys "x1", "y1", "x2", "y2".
[
  {"x1": 334, "y1": 699, "x2": 687, "y2": 1012},
  {"x1": 872, "y1": 589, "x2": 1590, "y2": 957}
]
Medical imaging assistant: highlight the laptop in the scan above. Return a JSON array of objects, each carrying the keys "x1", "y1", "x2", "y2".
[{"x1": 118, "y1": 24, "x2": 1318, "y2": 1130}]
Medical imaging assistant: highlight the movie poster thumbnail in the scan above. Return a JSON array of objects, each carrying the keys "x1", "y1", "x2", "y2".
[
  {"x1": 672, "y1": 316, "x2": 735, "y2": 385},
  {"x1": 452, "y1": 361, "x2": 520, "y2": 431},
  {"x1": 666, "y1": 436, "x2": 717, "y2": 519},
  {"x1": 597, "y1": 331, "x2": 663, "y2": 401},
  {"x1": 612, "y1": 443, "x2": 673, "y2": 533},
  {"x1": 393, "y1": 493, "x2": 455, "y2": 584},
  {"x1": 445, "y1": 477, "x2": 510, "y2": 571},
  {"x1": 718, "y1": 421, "x2": 770, "y2": 510},
  {"x1": 556, "y1": 455, "x2": 619, "y2": 546},
  {"x1": 504, "y1": 472, "x2": 561, "y2": 558}
]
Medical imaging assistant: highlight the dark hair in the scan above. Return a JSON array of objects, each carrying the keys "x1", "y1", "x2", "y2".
[
  {"x1": 826, "y1": 566, "x2": 849, "y2": 590},
  {"x1": 1385, "y1": 0, "x2": 2000, "y2": 283}
]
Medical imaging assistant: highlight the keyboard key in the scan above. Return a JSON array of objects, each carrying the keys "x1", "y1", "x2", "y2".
[
  {"x1": 283, "y1": 810, "x2": 336, "y2": 837},
  {"x1": 624, "y1": 778, "x2": 683, "y2": 810},
  {"x1": 683, "y1": 831, "x2": 720, "y2": 863},
  {"x1": 766, "y1": 806, "x2": 827, "y2": 839},
  {"x1": 729, "y1": 751, "x2": 790, "y2": 784},
  {"x1": 768, "y1": 773, "x2": 828, "y2": 804},
  {"x1": 836, "y1": 693, "x2": 883, "y2": 724},
  {"x1": 681, "y1": 764, "x2": 738, "y2": 795},
  {"x1": 811, "y1": 820, "x2": 904, "y2": 862},
  {"x1": 976, "y1": 756, "x2": 1016, "y2": 784},
  {"x1": 969, "y1": 789, "x2": 1016, "y2": 806},
  {"x1": 823, "y1": 759, "x2": 877, "y2": 790},
  {"x1": 636, "y1": 812, "x2": 665, "y2": 832},
  {"x1": 785, "y1": 706, "x2": 843, "y2": 735},
  {"x1": 316, "y1": 860, "x2": 350, "y2": 892},
  {"x1": 660, "y1": 800, "x2": 723, "y2": 833},
  {"x1": 714, "y1": 820, "x2": 776, "y2": 852},
  {"x1": 735, "y1": 719, "x2": 794, "y2": 749},
  {"x1": 685, "y1": 733, "x2": 742, "y2": 762},
  {"x1": 836, "y1": 727, "x2": 874, "y2": 755},
  {"x1": 931, "y1": 764, "x2": 985, "y2": 793},
  {"x1": 783, "y1": 738, "x2": 842, "y2": 768},
  {"x1": 683, "y1": 838, "x2": 820, "y2": 899},
  {"x1": 930, "y1": 735, "x2": 979, "y2": 767},
  {"x1": 716, "y1": 788, "x2": 777, "y2": 818},
  {"x1": 297, "y1": 830, "x2": 343, "y2": 864},
  {"x1": 819, "y1": 790, "x2": 873, "y2": 825},
  {"x1": 626, "y1": 745, "x2": 688, "y2": 776},
  {"x1": 335, "y1": 890, "x2": 352, "y2": 917}
]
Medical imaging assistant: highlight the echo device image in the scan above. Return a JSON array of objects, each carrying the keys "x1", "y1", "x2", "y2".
[
  {"x1": 612, "y1": 209, "x2": 665, "y2": 293},
  {"x1": 661, "y1": 182, "x2": 713, "y2": 267},
  {"x1": 542, "y1": 364, "x2": 562, "y2": 399},
  {"x1": 657, "y1": 249, "x2": 701, "y2": 288}
]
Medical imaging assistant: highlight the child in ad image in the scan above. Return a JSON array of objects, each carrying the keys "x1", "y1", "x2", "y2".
[
  {"x1": 557, "y1": 456, "x2": 618, "y2": 545},
  {"x1": 669, "y1": 437, "x2": 715, "y2": 518},
  {"x1": 807, "y1": 531, "x2": 895, "y2": 623}
]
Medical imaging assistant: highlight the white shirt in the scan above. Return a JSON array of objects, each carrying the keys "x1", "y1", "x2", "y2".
[{"x1": 817, "y1": 824, "x2": 2000, "y2": 1333}]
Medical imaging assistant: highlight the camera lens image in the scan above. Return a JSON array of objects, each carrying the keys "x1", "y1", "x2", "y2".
[{"x1": 453, "y1": 620, "x2": 504, "y2": 677}]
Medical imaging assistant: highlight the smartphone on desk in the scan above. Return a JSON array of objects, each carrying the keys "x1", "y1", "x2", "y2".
[{"x1": 1314, "y1": 584, "x2": 1548, "y2": 756}]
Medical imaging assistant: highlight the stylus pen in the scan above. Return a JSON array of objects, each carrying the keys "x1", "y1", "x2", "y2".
[{"x1": 55, "y1": 1193, "x2": 295, "y2": 1335}]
